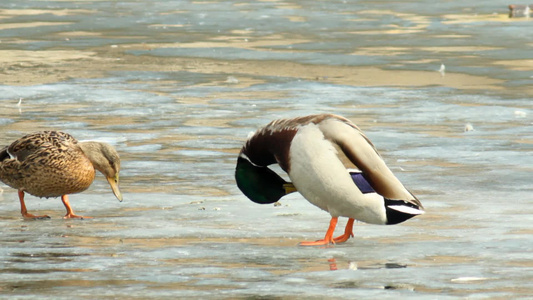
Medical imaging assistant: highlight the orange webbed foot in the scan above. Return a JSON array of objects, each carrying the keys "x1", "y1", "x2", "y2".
[
  {"x1": 299, "y1": 217, "x2": 355, "y2": 246},
  {"x1": 61, "y1": 195, "x2": 92, "y2": 219},
  {"x1": 19, "y1": 191, "x2": 50, "y2": 219},
  {"x1": 332, "y1": 233, "x2": 353, "y2": 244},
  {"x1": 63, "y1": 213, "x2": 93, "y2": 219},
  {"x1": 332, "y1": 218, "x2": 355, "y2": 244},
  {"x1": 299, "y1": 238, "x2": 335, "y2": 246},
  {"x1": 299, "y1": 217, "x2": 338, "y2": 247},
  {"x1": 22, "y1": 213, "x2": 51, "y2": 220}
]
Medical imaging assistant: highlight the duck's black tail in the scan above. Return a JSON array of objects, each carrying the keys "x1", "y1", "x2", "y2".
[{"x1": 385, "y1": 199, "x2": 425, "y2": 225}]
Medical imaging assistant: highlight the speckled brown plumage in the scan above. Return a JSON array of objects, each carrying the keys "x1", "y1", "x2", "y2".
[{"x1": 0, "y1": 131, "x2": 123, "y2": 219}]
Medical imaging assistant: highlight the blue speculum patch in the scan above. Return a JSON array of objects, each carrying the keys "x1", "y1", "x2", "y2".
[{"x1": 349, "y1": 171, "x2": 375, "y2": 194}]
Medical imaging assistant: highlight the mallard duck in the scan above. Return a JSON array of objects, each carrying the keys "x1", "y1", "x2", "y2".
[
  {"x1": 235, "y1": 114, "x2": 424, "y2": 246},
  {"x1": 0, "y1": 131, "x2": 123, "y2": 219}
]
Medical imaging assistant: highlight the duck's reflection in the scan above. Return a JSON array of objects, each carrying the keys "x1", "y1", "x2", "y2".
[
  {"x1": 328, "y1": 258, "x2": 337, "y2": 271},
  {"x1": 326, "y1": 258, "x2": 407, "y2": 271}
]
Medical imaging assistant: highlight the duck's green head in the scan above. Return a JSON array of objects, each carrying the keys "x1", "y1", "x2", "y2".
[{"x1": 235, "y1": 154, "x2": 295, "y2": 204}]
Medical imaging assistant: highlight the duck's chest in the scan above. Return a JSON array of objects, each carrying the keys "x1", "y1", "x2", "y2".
[
  {"x1": 287, "y1": 126, "x2": 355, "y2": 210},
  {"x1": 23, "y1": 149, "x2": 95, "y2": 197}
]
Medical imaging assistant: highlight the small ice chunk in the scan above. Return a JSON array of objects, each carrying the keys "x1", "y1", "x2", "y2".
[
  {"x1": 225, "y1": 76, "x2": 239, "y2": 84},
  {"x1": 464, "y1": 123, "x2": 474, "y2": 132},
  {"x1": 438, "y1": 63, "x2": 445, "y2": 77},
  {"x1": 451, "y1": 277, "x2": 488, "y2": 282},
  {"x1": 514, "y1": 110, "x2": 527, "y2": 118}
]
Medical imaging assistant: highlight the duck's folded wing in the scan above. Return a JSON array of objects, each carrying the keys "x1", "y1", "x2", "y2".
[{"x1": 319, "y1": 116, "x2": 423, "y2": 208}]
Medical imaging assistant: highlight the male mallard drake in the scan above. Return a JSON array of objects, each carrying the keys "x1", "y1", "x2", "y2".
[
  {"x1": 235, "y1": 114, "x2": 424, "y2": 246},
  {"x1": 0, "y1": 131, "x2": 123, "y2": 219}
]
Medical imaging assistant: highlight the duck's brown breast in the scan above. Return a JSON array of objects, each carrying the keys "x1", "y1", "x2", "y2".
[{"x1": 21, "y1": 146, "x2": 96, "y2": 198}]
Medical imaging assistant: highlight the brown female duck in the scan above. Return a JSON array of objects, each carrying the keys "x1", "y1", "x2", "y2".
[{"x1": 0, "y1": 131, "x2": 122, "y2": 219}]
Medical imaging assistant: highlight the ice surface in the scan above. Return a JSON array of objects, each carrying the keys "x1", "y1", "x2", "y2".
[{"x1": 0, "y1": 0, "x2": 531, "y2": 298}]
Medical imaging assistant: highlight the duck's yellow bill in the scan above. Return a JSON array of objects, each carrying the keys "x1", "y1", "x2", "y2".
[
  {"x1": 107, "y1": 175, "x2": 123, "y2": 202},
  {"x1": 283, "y1": 182, "x2": 297, "y2": 194}
]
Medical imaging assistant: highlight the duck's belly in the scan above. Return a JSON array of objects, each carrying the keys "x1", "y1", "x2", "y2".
[
  {"x1": 22, "y1": 156, "x2": 96, "y2": 198},
  {"x1": 287, "y1": 124, "x2": 386, "y2": 224}
]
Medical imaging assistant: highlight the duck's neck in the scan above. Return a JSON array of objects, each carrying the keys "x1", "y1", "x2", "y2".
[{"x1": 78, "y1": 142, "x2": 112, "y2": 175}]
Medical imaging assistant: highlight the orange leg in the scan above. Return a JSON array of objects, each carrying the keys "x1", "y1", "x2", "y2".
[
  {"x1": 18, "y1": 190, "x2": 50, "y2": 219},
  {"x1": 333, "y1": 218, "x2": 355, "y2": 244},
  {"x1": 62, "y1": 195, "x2": 92, "y2": 219},
  {"x1": 299, "y1": 217, "x2": 338, "y2": 246}
]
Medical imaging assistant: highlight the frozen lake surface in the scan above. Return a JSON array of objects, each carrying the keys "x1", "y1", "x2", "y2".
[{"x1": 0, "y1": 0, "x2": 531, "y2": 299}]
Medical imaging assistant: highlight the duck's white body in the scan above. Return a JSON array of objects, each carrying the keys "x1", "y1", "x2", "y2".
[
  {"x1": 235, "y1": 114, "x2": 424, "y2": 245},
  {"x1": 289, "y1": 122, "x2": 387, "y2": 224}
]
